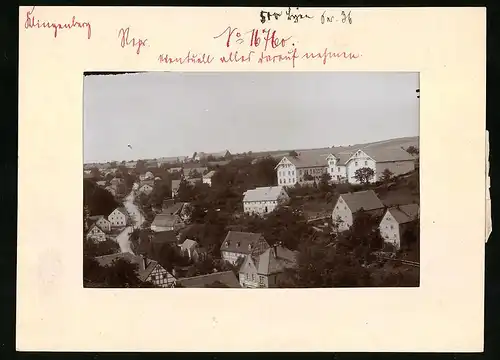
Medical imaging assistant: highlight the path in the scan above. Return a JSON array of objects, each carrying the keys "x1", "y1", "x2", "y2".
[{"x1": 116, "y1": 188, "x2": 145, "y2": 254}]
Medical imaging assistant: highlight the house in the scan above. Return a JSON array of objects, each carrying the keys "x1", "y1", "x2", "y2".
[
  {"x1": 379, "y1": 203, "x2": 420, "y2": 249},
  {"x1": 242, "y1": 186, "x2": 290, "y2": 215},
  {"x1": 105, "y1": 185, "x2": 116, "y2": 196},
  {"x1": 202, "y1": 170, "x2": 216, "y2": 186},
  {"x1": 88, "y1": 215, "x2": 111, "y2": 233},
  {"x1": 145, "y1": 171, "x2": 154, "y2": 179},
  {"x1": 239, "y1": 244, "x2": 299, "y2": 288},
  {"x1": 151, "y1": 230, "x2": 180, "y2": 246},
  {"x1": 182, "y1": 167, "x2": 208, "y2": 178},
  {"x1": 145, "y1": 160, "x2": 158, "y2": 168},
  {"x1": 86, "y1": 223, "x2": 107, "y2": 243},
  {"x1": 179, "y1": 239, "x2": 207, "y2": 262},
  {"x1": 96, "y1": 180, "x2": 107, "y2": 187},
  {"x1": 332, "y1": 190, "x2": 385, "y2": 232},
  {"x1": 171, "y1": 178, "x2": 202, "y2": 198},
  {"x1": 110, "y1": 177, "x2": 124, "y2": 187},
  {"x1": 275, "y1": 149, "x2": 331, "y2": 187},
  {"x1": 95, "y1": 253, "x2": 176, "y2": 287},
  {"x1": 108, "y1": 207, "x2": 129, "y2": 227},
  {"x1": 168, "y1": 167, "x2": 183, "y2": 173},
  {"x1": 342, "y1": 147, "x2": 415, "y2": 184},
  {"x1": 138, "y1": 184, "x2": 154, "y2": 195},
  {"x1": 125, "y1": 160, "x2": 137, "y2": 169},
  {"x1": 220, "y1": 231, "x2": 271, "y2": 265},
  {"x1": 175, "y1": 271, "x2": 241, "y2": 288},
  {"x1": 193, "y1": 150, "x2": 231, "y2": 162},
  {"x1": 151, "y1": 213, "x2": 185, "y2": 232},
  {"x1": 276, "y1": 143, "x2": 417, "y2": 186}
]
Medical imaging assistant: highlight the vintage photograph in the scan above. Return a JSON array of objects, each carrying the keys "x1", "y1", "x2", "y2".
[{"x1": 83, "y1": 71, "x2": 420, "y2": 288}]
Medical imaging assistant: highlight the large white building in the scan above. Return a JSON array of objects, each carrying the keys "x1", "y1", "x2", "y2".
[
  {"x1": 276, "y1": 144, "x2": 416, "y2": 186},
  {"x1": 242, "y1": 186, "x2": 289, "y2": 215},
  {"x1": 379, "y1": 203, "x2": 419, "y2": 249}
]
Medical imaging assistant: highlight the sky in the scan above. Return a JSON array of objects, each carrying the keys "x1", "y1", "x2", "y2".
[{"x1": 83, "y1": 72, "x2": 419, "y2": 163}]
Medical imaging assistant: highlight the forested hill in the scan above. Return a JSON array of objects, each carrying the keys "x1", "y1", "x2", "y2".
[{"x1": 83, "y1": 179, "x2": 119, "y2": 216}]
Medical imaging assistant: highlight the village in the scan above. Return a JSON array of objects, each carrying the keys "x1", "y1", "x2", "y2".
[{"x1": 83, "y1": 136, "x2": 420, "y2": 288}]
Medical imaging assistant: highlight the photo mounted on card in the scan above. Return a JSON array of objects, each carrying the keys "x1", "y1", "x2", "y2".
[
  {"x1": 83, "y1": 71, "x2": 420, "y2": 289},
  {"x1": 18, "y1": 6, "x2": 486, "y2": 352}
]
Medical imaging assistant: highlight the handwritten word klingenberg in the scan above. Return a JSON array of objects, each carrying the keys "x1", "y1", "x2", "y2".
[{"x1": 24, "y1": 6, "x2": 91, "y2": 39}]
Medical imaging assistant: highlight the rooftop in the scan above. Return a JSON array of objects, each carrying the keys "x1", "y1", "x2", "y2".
[
  {"x1": 340, "y1": 190, "x2": 385, "y2": 213},
  {"x1": 243, "y1": 186, "x2": 287, "y2": 202},
  {"x1": 176, "y1": 271, "x2": 241, "y2": 288},
  {"x1": 220, "y1": 231, "x2": 269, "y2": 255},
  {"x1": 387, "y1": 203, "x2": 420, "y2": 224}
]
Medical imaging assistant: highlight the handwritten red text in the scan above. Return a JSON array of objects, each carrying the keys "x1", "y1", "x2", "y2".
[
  {"x1": 302, "y1": 48, "x2": 361, "y2": 65},
  {"x1": 24, "y1": 6, "x2": 91, "y2": 39},
  {"x1": 158, "y1": 51, "x2": 214, "y2": 64},
  {"x1": 214, "y1": 27, "x2": 292, "y2": 51},
  {"x1": 118, "y1": 27, "x2": 148, "y2": 55}
]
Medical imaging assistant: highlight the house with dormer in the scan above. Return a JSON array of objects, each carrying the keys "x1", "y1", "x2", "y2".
[
  {"x1": 238, "y1": 243, "x2": 299, "y2": 288},
  {"x1": 108, "y1": 207, "x2": 129, "y2": 227},
  {"x1": 86, "y1": 223, "x2": 107, "y2": 243},
  {"x1": 220, "y1": 231, "x2": 271, "y2": 265}
]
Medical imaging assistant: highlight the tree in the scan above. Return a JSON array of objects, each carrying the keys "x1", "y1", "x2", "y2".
[
  {"x1": 319, "y1": 173, "x2": 332, "y2": 193},
  {"x1": 354, "y1": 167, "x2": 375, "y2": 184},
  {"x1": 83, "y1": 256, "x2": 156, "y2": 288},
  {"x1": 406, "y1": 146, "x2": 419, "y2": 156},
  {"x1": 380, "y1": 168, "x2": 394, "y2": 183},
  {"x1": 90, "y1": 167, "x2": 101, "y2": 179},
  {"x1": 288, "y1": 150, "x2": 298, "y2": 157},
  {"x1": 83, "y1": 179, "x2": 119, "y2": 217},
  {"x1": 303, "y1": 173, "x2": 314, "y2": 181},
  {"x1": 83, "y1": 239, "x2": 120, "y2": 257}
]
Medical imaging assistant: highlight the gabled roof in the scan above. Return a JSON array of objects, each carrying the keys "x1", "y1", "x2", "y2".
[
  {"x1": 203, "y1": 170, "x2": 216, "y2": 179},
  {"x1": 87, "y1": 223, "x2": 105, "y2": 234},
  {"x1": 355, "y1": 147, "x2": 415, "y2": 163},
  {"x1": 220, "y1": 231, "x2": 268, "y2": 254},
  {"x1": 152, "y1": 214, "x2": 183, "y2": 228},
  {"x1": 111, "y1": 207, "x2": 129, "y2": 217},
  {"x1": 96, "y1": 181, "x2": 107, "y2": 186},
  {"x1": 176, "y1": 271, "x2": 240, "y2": 288},
  {"x1": 162, "y1": 202, "x2": 185, "y2": 215},
  {"x1": 243, "y1": 186, "x2": 287, "y2": 202},
  {"x1": 387, "y1": 204, "x2": 420, "y2": 224},
  {"x1": 251, "y1": 246, "x2": 298, "y2": 275},
  {"x1": 88, "y1": 215, "x2": 107, "y2": 222},
  {"x1": 151, "y1": 230, "x2": 179, "y2": 244},
  {"x1": 339, "y1": 190, "x2": 384, "y2": 213},
  {"x1": 140, "y1": 179, "x2": 155, "y2": 187}
]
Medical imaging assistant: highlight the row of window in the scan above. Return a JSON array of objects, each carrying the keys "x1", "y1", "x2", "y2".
[
  {"x1": 279, "y1": 178, "x2": 295, "y2": 184},
  {"x1": 278, "y1": 170, "x2": 295, "y2": 177},
  {"x1": 242, "y1": 273, "x2": 265, "y2": 284}
]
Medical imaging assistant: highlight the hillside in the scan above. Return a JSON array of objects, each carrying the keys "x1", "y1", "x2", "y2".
[{"x1": 374, "y1": 169, "x2": 419, "y2": 207}]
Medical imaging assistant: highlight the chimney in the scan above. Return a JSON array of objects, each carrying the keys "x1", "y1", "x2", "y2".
[{"x1": 272, "y1": 243, "x2": 278, "y2": 258}]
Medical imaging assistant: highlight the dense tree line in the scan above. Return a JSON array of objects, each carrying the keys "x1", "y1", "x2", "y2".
[{"x1": 83, "y1": 179, "x2": 119, "y2": 216}]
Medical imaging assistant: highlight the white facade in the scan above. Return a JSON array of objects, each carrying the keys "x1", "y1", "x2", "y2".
[
  {"x1": 108, "y1": 208, "x2": 128, "y2": 227},
  {"x1": 86, "y1": 225, "x2": 106, "y2": 242},
  {"x1": 345, "y1": 150, "x2": 377, "y2": 184},
  {"x1": 243, "y1": 187, "x2": 289, "y2": 216},
  {"x1": 331, "y1": 196, "x2": 354, "y2": 232},
  {"x1": 221, "y1": 250, "x2": 244, "y2": 265},
  {"x1": 379, "y1": 211, "x2": 401, "y2": 249},
  {"x1": 146, "y1": 264, "x2": 176, "y2": 288},
  {"x1": 326, "y1": 154, "x2": 348, "y2": 182},
  {"x1": 275, "y1": 158, "x2": 297, "y2": 186},
  {"x1": 93, "y1": 217, "x2": 111, "y2": 233}
]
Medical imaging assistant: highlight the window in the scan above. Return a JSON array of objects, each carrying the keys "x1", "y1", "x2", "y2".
[
  {"x1": 252, "y1": 274, "x2": 255, "y2": 281},
  {"x1": 288, "y1": 171, "x2": 290, "y2": 176},
  {"x1": 390, "y1": 225, "x2": 394, "y2": 230},
  {"x1": 337, "y1": 167, "x2": 340, "y2": 172},
  {"x1": 259, "y1": 276, "x2": 265, "y2": 285},
  {"x1": 364, "y1": 161, "x2": 367, "y2": 166},
  {"x1": 355, "y1": 161, "x2": 358, "y2": 166},
  {"x1": 246, "y1": 273, "x2": 250, "y2": 280}
]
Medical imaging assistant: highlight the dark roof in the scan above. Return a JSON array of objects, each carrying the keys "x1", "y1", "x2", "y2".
[
  {"x1": 162, "y1": 202, "x2": 184, "y2": 215},
  {"x1": 151, "y1": 231, "x2": 179, "y2": 244},
  {"x1": 152, "y1": 214, "x2": 183, "y2": 228},
  {"x1": 339, "y1": 190, "x2": 385, "y2": 213},
  {"x1": 177, "y1": 271, "x2": 241, "y2": 288},
  {"x1": 387, "y1": 204, "x2": 420, "y2": 224},
  {"x1": 252, "y1": 246, "x2": 298, "y2": 275},
  {"x1": 220, "y1": 231, "x2": 268, "y2": 255}
]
